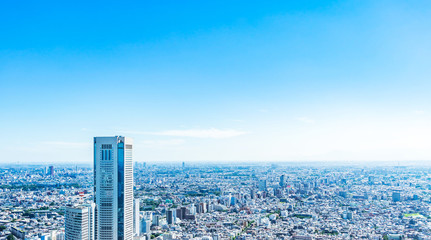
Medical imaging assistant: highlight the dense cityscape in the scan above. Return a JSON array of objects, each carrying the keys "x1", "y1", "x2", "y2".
[
  {"x1": 3, "y1": 0, "x2": 431, "y2": 239},
  {"x1": 1, "y1": 142, "x2": 431, "y2": 240}
]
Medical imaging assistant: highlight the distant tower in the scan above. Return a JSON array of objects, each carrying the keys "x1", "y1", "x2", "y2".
[
  {"x1": 180, "y1": 207, "x2": 187, "y2": 220},
  {"x1": 65, "y1": 204, "x2": 95, "y2": 240},
  {"x1": 152, "y1": 215, "x2": 160, "y2": 226},
  {"x1": 250, "y1": 189, "x2": 256, "y2": 199},
  {"x1": 49, "y1": 166, "x2": 55, "y2": 176},
  {"x1": 166, "y1": 209, "x2": 174, "y2": 224},
  {"x1": 230, "y1": 196, "x2": 236, "y2": 206},
  {"x1": 392, "y1": 190, "x2": 401, "y2": 202},
  {"x1": 94, "y1": 136, "x2": 134, "y2": 240},
  {"x1": 259, "y1": 179, "x2": 267, "y2": 191},
  {"x1": 280, "y1": 174, "x2": 286, "y2": 187},
  {"x1": 140, "y1": 219, "x2": 151, "y2": 235}
]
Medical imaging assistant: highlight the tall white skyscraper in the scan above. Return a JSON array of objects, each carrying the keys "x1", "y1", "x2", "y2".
[
  {"x1": 133, "y1": 199, "x2": 140, "y2": 236},
  {"x1": 83, "y1": 203, "x2": 96, "y2": 240},
  {"x1": 94, "y1": 136, "x2": 134, "y2": 240},
  {"x1": 65, "y1": 204, "x2": 95, "y2": 240}
]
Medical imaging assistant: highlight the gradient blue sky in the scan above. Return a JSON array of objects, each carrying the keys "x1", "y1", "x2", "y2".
[{"x1": 1, "y1": 0, "x2": 431, "y2": 164}]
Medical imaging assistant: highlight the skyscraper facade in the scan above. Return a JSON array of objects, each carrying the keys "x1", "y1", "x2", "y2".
[
  {"x1": 133, "y1": 199, "x2": 140, "y2": 236},
  {"x1": 166, "y1": 209, "x2": 174, "y2": 225},
  {"x1": 65, "y1": 204, "x2": 95, "y2": 240},
  {"x1": 259, "y1": 179, "x2": 267, "y2": 191},
  {"x1": 280, "y1": 174, "x2": 286, "y2": 187},
  {"x1": 83, "y1": 203, "x2": 96, "y2": 240},
  {"x1": 49, "y1": 165, "x2": 55, "y2": 176},
  {"x1": 94, "y1": 136, "x2": 134, "y2": 240}
]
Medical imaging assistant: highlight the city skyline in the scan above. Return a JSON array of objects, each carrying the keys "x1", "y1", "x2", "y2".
[
  {"x1": 2, "y1": 1, "x2": 431, "y2": 239},
  {"x1": 3, "y1": 159, "x2": 431, "y2": 239},
  {"x1": 1, "y1": 1, "x2": 431, "y2": 163}
]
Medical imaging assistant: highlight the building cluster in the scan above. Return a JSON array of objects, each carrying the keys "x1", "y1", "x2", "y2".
[
  {"x1": 130, "y1": 164, "x2": 431, "y2": 240},
  {"x1": 1, "y1": 137, "x2": 431, "y2": 239},
  {"x1": 0, "y1": 164, "x2": 92, "y2": 239}
]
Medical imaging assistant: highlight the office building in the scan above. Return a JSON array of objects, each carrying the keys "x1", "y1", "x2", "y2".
[
  {"x1": 83, "y1": 203, "x2": 96, "y2": 240},
  {"x1": 11, "y1": 227, "x2": 26, "y2": 239},
  {"x1": 230, "y1": 196, "x2": 236, "y2": 206},
  {"x1": 392, "y1": 190, "x2": 401, "y2": 202},
  {"x1": 134, "y1": 199, "x2": 140, "y2": 236},
  {"x1": 65, "y1": 204, "x2": 95, "y2": 240},
  {"x1": 259, "y1": 179, "x2": 267, "y2": 191},
  {"x1": 49, "y1": 165, "x2": 55, "y2": 176},
  {"x1": 94, "y1": 136, "x2": 134, "y2": 240},
  {"x1": 166, "y1": 209, "x2": 174, "y2": 225},
  {"x1": 140, "y1": 219, "x2": 151, "y2": 234},
  {"x1": 177, "y1": 207, "x2": 187, "y2": 220},
  {"x1": 152, "y1": 215, "x2": 160, "y2": 226},
  {"x1": 280, "y1": 174, "x2": 286, "y2": 187}
]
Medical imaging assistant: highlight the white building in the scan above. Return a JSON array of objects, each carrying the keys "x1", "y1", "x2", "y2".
[
  {"x1": 65, "y1": 204, "x2": 95, "y2": 240},
  {"x1": 83, "y1": 203, "x2": 96, "y2": 240},
  {"x1": 94, "y1": 136, "x2": 134, "y2": 240},
  {"x1": 134, "y1": 199, "x2": 140, "y2": 236}
]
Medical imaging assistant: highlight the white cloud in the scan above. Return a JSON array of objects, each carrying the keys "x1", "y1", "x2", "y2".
[
  {"x1": 40, "y1": 141, "x2": 89, "y2": 148},
  {"x1": 297, "y1": 117, "x2": 315, "y2": 124},
  {"x1": 154, "y1": 129, "x2": 248, "y2": 139},
  {"x1": 119, "y1": 128, "x2": 248, "y2": 139},
  {"x1": 413, "y1": 110, "x2": 425, "y2": 115},
  {"x1": 231, "y1": 119, "x2": 245, "y2": 123},
  {"x1": 139, "y1": 139, "x2": 185, "y2": 148}
]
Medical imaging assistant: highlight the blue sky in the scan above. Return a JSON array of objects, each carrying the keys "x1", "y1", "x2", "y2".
[{"x1": 1, "y1": 1, "x2": 431, "y2": 164}]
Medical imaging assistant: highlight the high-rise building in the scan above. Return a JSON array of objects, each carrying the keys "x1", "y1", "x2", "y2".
[
  {"x1": 82, "y1": 203, "x2": 96, "y2": 240},
  {"x1": 280, "y1": 174, "x2": 286, "y2": 187},
  {"x1": 140, "y1": 219, "x2": 151, "y2": 234},
  {"x1": 392, "y1": 190, "x2": 401, "y2": 202},
  {"x1": 178, "y1": 207, "x2": 187, "y2": 220},
  {"x1": 259, "y1": 179, "x2": 267, "y2": 191},
  {"x1": 230, "y1": 196, "x2": 236, "y2": 206},
  {"x1": 250, "y1": 189, "x2": 256, "y2": 199},
  {"x1": 94, "y1": 136, "x2": 134, "y2": 240},
  {"x1": 200, "y1": 202, "x2": 207, "y2": 213},
  {"x1": 49, "y1": 165, "x2": 55, "y2": 176},
  {"x1": 166, "y1": 209, "x2": 174, "y2": 225},
  {"x1": 65, "y1": 204, "x2": 95, "y2": 240},
  {"x1": 133, "y1": 199, "x2": 140, "y2": 236},
  {"x1": 152, "y1": 215, "x2": 160, "y2": 226}
]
